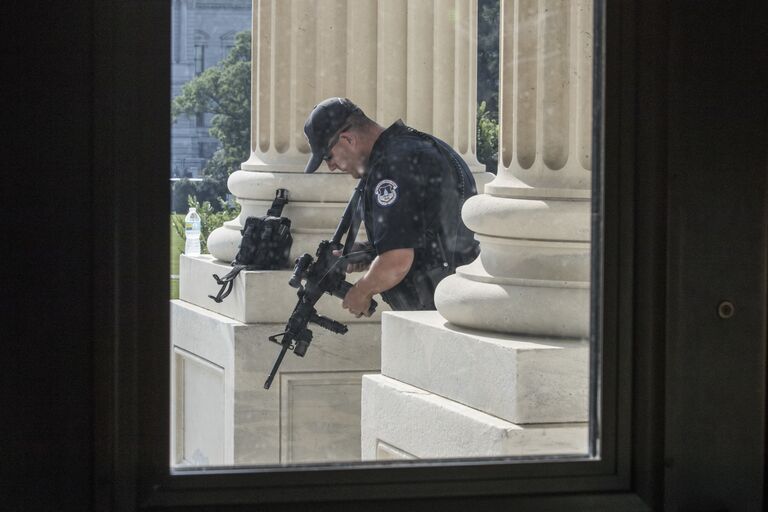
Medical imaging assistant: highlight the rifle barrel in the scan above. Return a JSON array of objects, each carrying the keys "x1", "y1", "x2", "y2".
[{"x1": 264, "y1": 341, "x2": 290, "y2": 389}]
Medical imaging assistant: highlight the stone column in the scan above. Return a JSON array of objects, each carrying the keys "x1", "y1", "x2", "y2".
[
  {"x1": 208, "y1": 0, "x2": 490, "y2": 263},
  {"x1": 362, "y1": 0, "x2": 593, "y2": 460},
  {"x1": 435, "y1": 0, "x2": 593, "y2": 338}
]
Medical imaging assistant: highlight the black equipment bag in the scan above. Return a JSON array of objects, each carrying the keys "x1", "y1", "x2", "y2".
[{"x1": 209, "y1": 189, "x2": 293, "y2": 303}]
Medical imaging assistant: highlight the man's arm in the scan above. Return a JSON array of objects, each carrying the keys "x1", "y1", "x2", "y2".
[
  {"x1": 342, "y1": 248, "x2": 414, "y2": 316},
  {"x1": 332, "y1": 241, "x2": 374, "y2": 273}
]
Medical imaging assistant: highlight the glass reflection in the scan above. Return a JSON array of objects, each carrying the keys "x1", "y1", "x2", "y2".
[{"x1": 170, "y1": 0, "x2": 595, "y2": 468}]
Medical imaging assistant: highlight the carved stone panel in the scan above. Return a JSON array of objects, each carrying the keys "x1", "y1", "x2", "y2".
[
  {"x1": 280, "y1": 371, "x2": 375, "y2": 464},
  {"x1": 173, "y1": 348, "x2": 226, "y2": 466}
]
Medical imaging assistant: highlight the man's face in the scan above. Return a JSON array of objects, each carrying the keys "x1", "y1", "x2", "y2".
[{"x1": 324, "y1": 132, "x2": 365, "y2": 179}]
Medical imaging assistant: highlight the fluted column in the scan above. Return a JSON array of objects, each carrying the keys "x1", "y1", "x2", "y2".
[
  {"x1": 435, "y1": 0, "x2": 594, "y2": 338},
  {"x1": 208, "y1": 0, "x2": 491, "y2": 262}
]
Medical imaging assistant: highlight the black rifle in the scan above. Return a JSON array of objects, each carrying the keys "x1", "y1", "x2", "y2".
[{"x1": 263, "y1": 180, "x2": 376, "y2": 390}]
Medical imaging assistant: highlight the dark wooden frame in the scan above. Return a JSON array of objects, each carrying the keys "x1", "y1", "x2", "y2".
[{"x1": 90, "y1": 1, "x2": 767, "y2": 510}]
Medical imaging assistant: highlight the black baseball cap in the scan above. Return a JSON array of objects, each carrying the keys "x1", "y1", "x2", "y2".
[{"x1": 303, "y1": 97, "x2": 361, "y2": 173}]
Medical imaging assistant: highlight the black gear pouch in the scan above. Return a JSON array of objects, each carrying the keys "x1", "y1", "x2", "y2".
[{"x1": 209, "y1": 189, "x2": 293, "y2": 303}]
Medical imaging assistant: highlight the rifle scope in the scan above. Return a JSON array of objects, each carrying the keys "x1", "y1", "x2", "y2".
[{"x1": 289, "y1": 253, "x2": 313, "y2": 288}]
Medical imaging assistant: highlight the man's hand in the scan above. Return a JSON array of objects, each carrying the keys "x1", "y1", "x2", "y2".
[
  {"x1": 340, "y1": 248, "x2": 414, "y2": 317},
  {"x1": 342, "y1": 281, "x2": 374, "y2": 318}
]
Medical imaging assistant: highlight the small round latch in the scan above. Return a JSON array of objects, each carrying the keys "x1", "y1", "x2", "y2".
[{"x1": 717, "y1": 301, "x2": 735, "y2": 319}]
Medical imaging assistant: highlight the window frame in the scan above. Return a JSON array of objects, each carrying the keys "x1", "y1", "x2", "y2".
[{"x1": 94, "y1": 0, "x2": 664, "y2": 509}]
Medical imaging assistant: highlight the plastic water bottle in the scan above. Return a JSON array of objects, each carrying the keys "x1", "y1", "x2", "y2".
[{"x1": 184, "y1": 207, "x2": 202, "y2": 256}]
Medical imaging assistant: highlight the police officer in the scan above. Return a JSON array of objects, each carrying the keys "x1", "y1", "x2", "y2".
[{"x1": 303, "y1": 97, "x2": 479, "y2": 316}]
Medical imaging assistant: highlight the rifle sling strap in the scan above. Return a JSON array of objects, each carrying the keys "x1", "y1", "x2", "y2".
[
  {"x1": 208, "y1": 264, "x2": 248, "y2": 303},
  {"x1": 267, "y1": 188, "x2": 288, "y2": 217},
  {"x1": 342, "y1": 196, "x2": 363, "y2": 256}
]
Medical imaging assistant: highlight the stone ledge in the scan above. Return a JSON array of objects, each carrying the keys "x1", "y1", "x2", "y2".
[
  {"x1": 172, "y1": 300, "x2": 383, "y2": 376},
  {"x1": 360, "y1": 374, "x2": 588, "y2": 460},
  {"x1": 381, "y1": 311, "x2": 589, "y2": 424},
  {"x1": 179, "y1": 254, "x2": 388, "y2": 323}
]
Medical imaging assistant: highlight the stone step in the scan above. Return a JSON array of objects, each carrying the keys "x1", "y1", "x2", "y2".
[
  {"x1": 360, "y1": 374, "x2": 588, "y2": 460},
  {"x1": 179, "y1": 254, "x2": 389, "y2": 324},
  {"x1": 380, "y1": 311, "x2": 589, "y2": 424}
]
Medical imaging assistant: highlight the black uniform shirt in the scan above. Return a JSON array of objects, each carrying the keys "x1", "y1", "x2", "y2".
[{"x1": 362, "y1": 120, "x2": 478, "y2": 273}]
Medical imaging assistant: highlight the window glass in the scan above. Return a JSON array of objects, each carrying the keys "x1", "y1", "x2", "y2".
[{"x1": 170, "y1": 0, "x2": 598, "y2": 468}]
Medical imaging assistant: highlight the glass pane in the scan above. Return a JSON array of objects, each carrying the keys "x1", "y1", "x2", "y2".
[{"x1": 170, "y1": 0, "x2": 599, "y2": 468}]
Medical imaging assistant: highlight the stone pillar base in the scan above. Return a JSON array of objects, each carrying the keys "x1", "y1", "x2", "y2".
[
  {"x1": 173, "y1": 253, "x2": 385, "y2": 465},
  {"x1": 381, "y1": 311, "x2": 588, "y2": 424},
  {"x1": 172, "y1": 299, "x2": 382, "y2": 466},
  {"x1": 360, "y1": 311, "x2": 589, "y2": 460},
  {"x1": 361, "y1": 374, "x2": 587, "y2": 460}
]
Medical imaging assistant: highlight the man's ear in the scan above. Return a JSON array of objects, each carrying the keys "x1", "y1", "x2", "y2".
[{"x1": 340, "y1": 132, "x2": 355, "y2": 147}]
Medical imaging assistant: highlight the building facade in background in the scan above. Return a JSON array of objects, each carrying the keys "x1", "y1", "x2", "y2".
[{"x1": 171, "y1": 0, "x2": 251, "y2": 178}]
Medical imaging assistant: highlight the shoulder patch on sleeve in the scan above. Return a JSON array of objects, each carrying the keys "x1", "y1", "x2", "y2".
[{"x1": 374, "y1": 179, "x2": 399, "y2": 207}]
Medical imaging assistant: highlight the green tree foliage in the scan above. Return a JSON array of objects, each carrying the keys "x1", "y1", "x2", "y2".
[
  {"x1": 477, "y1": 0, "x2": 500, "y2": 119},
  {"x1": 477, "y1": 101, "x2": 499, "y2": 174},
  {"x1": 171, "y1": 196, "x2": 241, "y2": 254},
  {"x1": 171, "y1": 178, "x2": 198, "y2": 212},
  {"x1": 172, "y1": 30, "x2": 251, "y2": 208},
  {"x1": 171, "y1": 177, "x2": 228, "y2": 213},
  {"x1": 477, "y1": 0, "x2": 500, "y2": 173}
]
